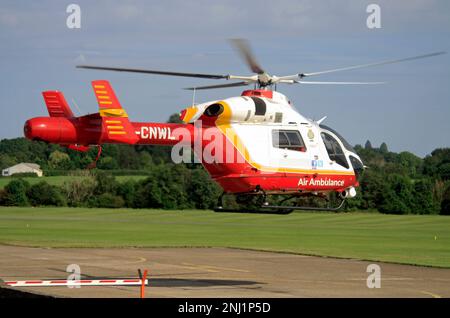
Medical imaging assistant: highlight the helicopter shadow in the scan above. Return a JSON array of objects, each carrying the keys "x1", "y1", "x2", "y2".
[{"x1": 148, "y1": 278, "x2": 262, "y2": 288}]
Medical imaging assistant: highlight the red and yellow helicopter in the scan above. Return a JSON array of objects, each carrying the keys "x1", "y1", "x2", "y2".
[{"x1": 24, "y1": 40, "x2": 445, "y2": 213}]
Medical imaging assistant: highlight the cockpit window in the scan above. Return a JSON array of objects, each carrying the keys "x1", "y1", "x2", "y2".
[
  {"x1": 272, "y1": 130, "x2": 306, "y2": 152},
  {"x1": 319, "y1": 124, "x2": 355, "y2": 152},
  {"x1": 320, "y1": 132, "x2": 349, "y2": 168}
]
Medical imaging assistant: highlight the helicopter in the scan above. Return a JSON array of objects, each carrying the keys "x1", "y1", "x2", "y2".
[{"x1": 24, "y1": 40, "x2": 445, "y2": 213}]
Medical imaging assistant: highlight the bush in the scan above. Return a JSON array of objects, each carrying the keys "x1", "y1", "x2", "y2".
[
  {"x1": 11, "y1": 172, "x2": 39, "y2": 178},
  {"x1": 0, "y1": 189, "x2": 8, "y2": 205},
  {"x1": 90, "y1": 193, "x2": 125, "y2": 208},
  {"x1": 26, "y1": 181, "x2": 65, "y2": 206},
  {"x1": 62, "y1": 175, "x2": 97, "y2": 207},
  {"x1": 3, "y1": 179, "x2": 30, "y2": 206}
]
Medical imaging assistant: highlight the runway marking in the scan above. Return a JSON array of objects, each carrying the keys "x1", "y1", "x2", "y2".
[
  {"x1": 181, "y1": 262, "x2": 250, "y2": 273},
  {"x1": 347, "y1": 277, "x2": 414, "y2": 281},
  {"x1": 128, "y1": 257, "x2": 147, "y2": 265},
  {"x1": 180, "y1": 263, "x2": 219, "y2": 273},
  {"x1": 420, "y1": 290, "x2": 442, "y2": 298}
]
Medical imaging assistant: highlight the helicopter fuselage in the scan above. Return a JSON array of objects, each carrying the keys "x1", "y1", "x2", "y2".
[{"x1": 24, "y1": 86, "x2": 363, "y2": 198}]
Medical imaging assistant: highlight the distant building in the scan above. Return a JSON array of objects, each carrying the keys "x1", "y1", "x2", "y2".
[{"x1": 2, "y1": 163, "x2": 43, "y2": 177}]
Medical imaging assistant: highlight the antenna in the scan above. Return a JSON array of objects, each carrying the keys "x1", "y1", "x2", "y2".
[
  {"x1": 317, "y1": 116, "x2": 327, "y2": 124},
  {"x1": 71, "y1": 98, "x2": 83, "y2": 116},
  {"x1": 192, "y1": 87, "x2": 196, "y2": 106}
]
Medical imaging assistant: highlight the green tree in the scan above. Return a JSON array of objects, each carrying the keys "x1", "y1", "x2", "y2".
[
  {"x1": 168, "y1": 113, "x2": 183, "y2": 124},
  {"x1": 94, "y1": 170, "x2": 117, "y2": 195},
  {"x1": 380, "y1": 142, "x2": 388, "y2": 153},
  {"x1": 97, "y1": 156, "x2": 119, "y2": 170},
  {"x1": 396, "y1": 151, "x2": 422, "y2": 177},
  {"x1": 135, "y1": 164, "x2": 192, "y2": 209},
  {"x1": 187, "y1": 168, "x2": 221, "y2": 209},
  {"x1": 423, "y1": 148, "x2": 450, "y2": 179},
  {"x1": 117, "y1": 145, "x2": 141, "y2": 169},
  {"x1": 410, "y1": 179, "x2": 440, "y2": 214},
  {"x1": 379, "y1": 174, "x2": 414, "y2": 214},
  {"x1": 138, "y1": 152, "x2": 153, "y2": 170},
  {"x1": 0, "y1": 153, "x2": 16, "y2": 170},
  {"x1": 117, "y1": 180, "x2": 138, "y2": 208},
  {"x1": 438, "y1": 163, "x2": 450, "y2": 180},
  {"x1": 359, "y1": 170, "x2": 385, "y2": 210},
  {"x1": 441, "y1": 183, "x2": 450, "y2": 215},
  {"x1": 49, "y1": 150, "x2": 72, "y2": 170}
]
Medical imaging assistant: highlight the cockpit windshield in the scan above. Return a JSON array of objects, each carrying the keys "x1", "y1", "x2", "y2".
[{"x1": 319, "y1": 124, "x2": 355, "y2": 153}]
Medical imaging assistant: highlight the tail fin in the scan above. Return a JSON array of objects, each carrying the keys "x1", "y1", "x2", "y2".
[
  {"x1": 42, "y1": 91, "x2": 75, "y2": 118},
  {"x1": 91, "y1": 80, "x2": 138, "y2": 144}
]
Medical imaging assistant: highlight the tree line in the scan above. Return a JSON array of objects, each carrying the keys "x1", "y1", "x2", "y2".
[
  {"x1": 0, "y1": 167, "x2": 221, "y2": 210},
  {"x1": 0, "y1": 125, "x2": 449, "y2": 214}
]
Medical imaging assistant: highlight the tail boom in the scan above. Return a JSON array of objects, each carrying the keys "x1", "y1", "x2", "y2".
[{"x1": 25, "y1": 80, "x2": 193, "y2": 149}]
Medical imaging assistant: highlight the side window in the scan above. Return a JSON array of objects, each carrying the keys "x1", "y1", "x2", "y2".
[
  {"x1": 320, "y1": 132, "x2": 349, "y2": 168},
  {"x1": 272, "y1": 130, "x2": 306, "y2": 152}
]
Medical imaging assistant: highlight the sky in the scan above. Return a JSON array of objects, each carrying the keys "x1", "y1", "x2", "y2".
[{"x1": 0, "y1": 0, "x2": 449, "y2": 157}]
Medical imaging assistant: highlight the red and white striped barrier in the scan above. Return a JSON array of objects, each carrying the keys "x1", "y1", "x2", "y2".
[{"x1": 4, "y1": 278, "x2": 148, "y2": 287}]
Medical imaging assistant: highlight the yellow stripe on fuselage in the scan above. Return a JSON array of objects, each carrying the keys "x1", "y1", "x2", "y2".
[
  {"x1": 109, "y1": 131, "x2": 126, "y2": 135},
  {"x1": 181, "y1": 106, "x2": 199, "y2": 123}
]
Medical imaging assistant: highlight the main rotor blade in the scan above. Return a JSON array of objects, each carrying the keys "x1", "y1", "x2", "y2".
[
  {"x1": 229, "y1": 38, "x2": 265, "y2": 74},
  {"x1": 185, "y1": 81, "x2": 250, "y2": 90},
  {"x1": 299, "y1": 51, "x2": 446, "y2": 78},
  {"x1": 77, "y1": 65, "x2": 229, "y2": 79},
  {"x1": 295, "y1": 81, "x2": 385, "y2": 85}
]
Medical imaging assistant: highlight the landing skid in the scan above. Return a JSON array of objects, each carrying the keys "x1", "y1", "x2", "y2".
[
  {"x1": 214, "y1": 190, "x2": 346, "y2": 215},
  {"x1": 214, "y1": 206, "x2": 295, "y2": 215}
]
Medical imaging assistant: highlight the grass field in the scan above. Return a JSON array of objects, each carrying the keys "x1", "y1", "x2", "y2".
[
  {"x1": 0, "y1": 207, "x2": 449, "y2": 268},
  {"x1": 0, "y1": 175, "x2": 148, "y2": 188}
]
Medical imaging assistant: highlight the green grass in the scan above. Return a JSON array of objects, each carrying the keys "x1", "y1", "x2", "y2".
[
  {"x1": 0, "y1": 207, "x2": 449, "y2": 268},
  {"x1": 0, "y1": 175, "x2": 148, "y2": 188}
]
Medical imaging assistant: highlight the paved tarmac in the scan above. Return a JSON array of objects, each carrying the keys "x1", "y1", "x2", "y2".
[{"x1": 0, "y1": 245, "x2": 449, "y2": 298}]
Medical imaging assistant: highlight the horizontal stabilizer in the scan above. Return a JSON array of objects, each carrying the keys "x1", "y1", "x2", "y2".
[{"x1": 42, "y1": 91, "x2": 74, "y2": 118}]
